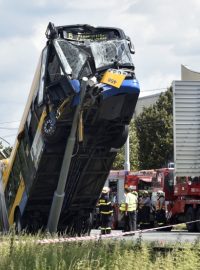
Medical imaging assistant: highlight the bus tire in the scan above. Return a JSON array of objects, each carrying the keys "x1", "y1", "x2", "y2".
[
  {"x1": 42, "y1": 116, "x2": 62, "y2": 143},
  {"x1": 186, "y1": 207, "x2": 196, "y2": 232}
]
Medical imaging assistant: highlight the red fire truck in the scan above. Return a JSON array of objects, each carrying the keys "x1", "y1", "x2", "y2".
[{"x1": 166, "y1": 175, "x2": 200, "y2": 232}]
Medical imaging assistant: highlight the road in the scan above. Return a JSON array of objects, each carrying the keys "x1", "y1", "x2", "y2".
[{"x1": 91, "y1": 230, "x2": 200, "y2": 243}]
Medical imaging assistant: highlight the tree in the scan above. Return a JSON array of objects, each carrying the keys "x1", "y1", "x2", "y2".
[
  {"x1": 112, "y1": 120, "x2": 139, "y2": 170},
  {"x1": 135, "y1": 87, "x2": 173, "y2": 169}
]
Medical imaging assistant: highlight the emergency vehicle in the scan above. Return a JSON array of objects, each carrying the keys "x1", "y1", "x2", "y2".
[{"x1": 167, "y1": 175, "x2": 200, "y2": 232}]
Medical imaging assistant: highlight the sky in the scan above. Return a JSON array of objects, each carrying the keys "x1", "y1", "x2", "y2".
[{"x1": 0, "y1": 0, "x2": 200, "y2": 145}]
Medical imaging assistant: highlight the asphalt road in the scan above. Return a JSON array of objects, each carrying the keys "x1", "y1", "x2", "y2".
[{"x1": 91, "y1": 230, "x2": 200, "y2": 243}]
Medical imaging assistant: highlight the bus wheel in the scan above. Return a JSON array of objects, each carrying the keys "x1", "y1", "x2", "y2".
[
  {"x1": 196, "y1": 208, "x2": 200, "y2": 232},
  {"x1": 14, "y1": 209, "x2": 22, "y2": 234},
  {"x1": 186, "y1": 207, "x2": 196, "y2": 232},
  {"x1": 42, "y1": 116, "x2": 62, "y2": 143}
]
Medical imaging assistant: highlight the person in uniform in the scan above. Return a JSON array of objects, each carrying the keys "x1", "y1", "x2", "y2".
[
  {"x1": 98, "y1": 187, "x2": 113, "y2": 234},
  {"x1": 140, "y1": 190, "x2": 151, "y2": 225},
  {"x1": 155, "y1": 190, "x2": 166, "y2": 224}
]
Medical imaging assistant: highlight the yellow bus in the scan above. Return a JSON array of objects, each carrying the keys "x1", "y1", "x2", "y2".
[{"x1": 0, "y1": 23, "x2": 140, "y2": 234}]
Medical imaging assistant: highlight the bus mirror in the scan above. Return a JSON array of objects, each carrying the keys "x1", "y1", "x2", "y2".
[{"x1": 126, "y1": 36, "x2": 135, "y2": 54}]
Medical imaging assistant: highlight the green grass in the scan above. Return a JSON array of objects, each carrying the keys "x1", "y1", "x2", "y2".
[{"x1": 0, "y1": 233, "x2": 200, "y2": 270}]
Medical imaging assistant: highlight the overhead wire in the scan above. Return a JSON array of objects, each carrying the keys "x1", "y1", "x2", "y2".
[
  {"x1": 0, "y1": 127, "x2": 18, "y2": 130},
  {"x1": 0, "y1": 120, "x2": 20, "y2": 124},
  {"x1": 1, "y1": 134, "x2": 17, "y2": 138}
]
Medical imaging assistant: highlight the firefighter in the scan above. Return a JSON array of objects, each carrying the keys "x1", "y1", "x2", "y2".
[
  {"x1": 155, "y1": 190, "x2": 166, "y2": 224},
  {"x1": 98, "y1": 187, "x2": 113, "y2": 234},
  {"x1": 139, "y1": 190, "x2": 151, "y2": 226}
]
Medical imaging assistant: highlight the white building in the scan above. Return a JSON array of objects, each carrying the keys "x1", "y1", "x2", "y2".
[{"x1": 134, "y1": 93, "x2": 161, "y2": 118}]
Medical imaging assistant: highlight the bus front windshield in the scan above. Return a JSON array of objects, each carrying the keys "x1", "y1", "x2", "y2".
[
  {"x1": 90, "y1": 39, "x2": 133, "y2": 69},
  {"x1": 58, "y1": 38, "x2": 134, "y2": 78}
]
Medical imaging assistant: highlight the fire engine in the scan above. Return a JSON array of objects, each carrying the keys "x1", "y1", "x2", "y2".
[
  {"x1": 166, "y1": 175, "x2": 200, "y2": 232},
  {"x1": 154, "y1": 166, "x2": 200, "y2": 232}
]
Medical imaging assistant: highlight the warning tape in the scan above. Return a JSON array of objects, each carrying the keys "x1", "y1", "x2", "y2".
[{"x1": 37, "y1": 219, "x2": 200, "y2": 245}]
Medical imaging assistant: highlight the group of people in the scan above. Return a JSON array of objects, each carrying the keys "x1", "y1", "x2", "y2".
[
  {"x1": 138, "y1": 189, "x2": 166, "y2": 227},
  {"x1": 98, "y1": 186, "x2": 165, "y2": 234}
]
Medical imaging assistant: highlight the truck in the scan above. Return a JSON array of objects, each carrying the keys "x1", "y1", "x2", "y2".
[
  {"x1": 165, "y1": 81, "x2": 200, "y2": 232},
  {"x1": 0, "y1": 22, "x2": 140, "y2": 234}
]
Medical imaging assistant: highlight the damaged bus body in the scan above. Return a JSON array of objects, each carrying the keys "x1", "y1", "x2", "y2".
[{"x1": 0, "y1": 23, "x2": 140, "y2": 234}]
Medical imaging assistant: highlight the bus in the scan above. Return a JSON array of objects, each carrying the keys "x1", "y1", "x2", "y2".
[{"x1": 0, "y1": 22, "x2": 140, "y2": 234}]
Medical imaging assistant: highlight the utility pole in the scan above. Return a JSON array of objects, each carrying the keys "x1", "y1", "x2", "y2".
[
  {"x1": 124, "y1": 134, "x2": 130, "y2": 171},
  {"x1": 47, "y1": 78, "x2": 88, "y2": 233}
]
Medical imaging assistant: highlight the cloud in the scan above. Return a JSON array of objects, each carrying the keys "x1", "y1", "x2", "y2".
[{"x1": 1, "y1": 0, "x2": 200, "y2": 144}]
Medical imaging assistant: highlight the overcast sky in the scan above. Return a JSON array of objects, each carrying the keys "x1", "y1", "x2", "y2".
[{"x1": 0, "y1": 0, "x2": 200, "y2": 145}]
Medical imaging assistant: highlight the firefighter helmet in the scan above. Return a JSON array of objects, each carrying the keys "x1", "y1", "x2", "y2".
[
  {"x1": 143, "y1": 190, "x2": 148, "y2": 197},
  {"x1": 102, "y1": 187, "x2": 110, "y2": 194}
]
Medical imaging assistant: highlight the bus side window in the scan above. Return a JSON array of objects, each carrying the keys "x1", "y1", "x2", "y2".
[{"x1": 38, "y1": 47, "x2": 48, "y2": 106}]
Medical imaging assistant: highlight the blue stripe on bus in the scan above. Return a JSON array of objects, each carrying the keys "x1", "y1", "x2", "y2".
[
  {"x1": 101, "y1": 79, "x2": 140, "y2": 100},
  {"x1": 72, "y1": 79, "x2": 140, "y2": 106}
]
